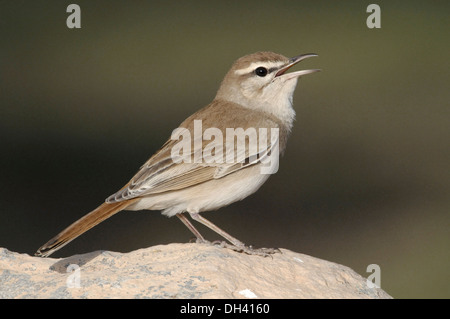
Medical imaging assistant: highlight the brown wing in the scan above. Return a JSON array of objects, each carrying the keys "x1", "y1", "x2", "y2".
[{"x1": 106, "y1": 100, "x2": 284, "y2": 203}]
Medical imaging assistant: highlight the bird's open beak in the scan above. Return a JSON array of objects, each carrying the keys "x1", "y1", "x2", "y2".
[{"x1": 275, "y1": 53, "x2": 320, "y2": 79}]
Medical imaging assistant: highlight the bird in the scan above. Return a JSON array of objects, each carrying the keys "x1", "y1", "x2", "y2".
[{"x1": 35, "y1": 51, "x2": 319, "y2": 257}]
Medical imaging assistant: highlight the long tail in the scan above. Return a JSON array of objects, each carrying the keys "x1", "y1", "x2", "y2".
[{"x1": 35, "y1": 199, "x2": 138, "y2": 257}]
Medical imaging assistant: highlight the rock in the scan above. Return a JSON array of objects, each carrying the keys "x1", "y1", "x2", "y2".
[{"x1": 0, "y1": 243, "x2": 392, "y2": 299}]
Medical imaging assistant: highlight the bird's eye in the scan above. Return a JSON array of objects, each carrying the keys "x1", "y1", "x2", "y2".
[{"x1": 255, "y1": 67, "x2": 268, "y2": 77}]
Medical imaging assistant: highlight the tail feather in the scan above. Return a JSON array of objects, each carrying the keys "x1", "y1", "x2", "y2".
[{"x1": 35, "y1": 200, "x2": 137, "y2": 257}]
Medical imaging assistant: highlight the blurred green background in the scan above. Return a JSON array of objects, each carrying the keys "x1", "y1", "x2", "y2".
[{"x1": 1, "y1": 1, "x2": 448, "y2": 298}]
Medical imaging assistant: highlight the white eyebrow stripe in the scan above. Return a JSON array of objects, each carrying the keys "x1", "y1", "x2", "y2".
[{"x1": 234, "y1": 61, "x2": 285, "y2": 75}]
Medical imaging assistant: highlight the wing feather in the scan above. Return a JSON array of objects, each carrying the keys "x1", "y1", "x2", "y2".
[{"x1": 106, "y1": 100, "x2": 285, "y2": 203}]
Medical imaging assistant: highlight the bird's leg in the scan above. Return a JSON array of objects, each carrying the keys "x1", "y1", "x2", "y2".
[
  {"x1": 188, "y1": 212, "x2": 245, "y2": 247},
  {"x1": 188, "y1": 212, "x2": 280, "y2": 257},
  {"x1": 176, "y1": 213, "x2": 206, "y2": 243}
]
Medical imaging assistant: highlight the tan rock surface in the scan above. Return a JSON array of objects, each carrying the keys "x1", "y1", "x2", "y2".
[{"x1": 0, "y1": 243, "x2": 392, "y2": 298}]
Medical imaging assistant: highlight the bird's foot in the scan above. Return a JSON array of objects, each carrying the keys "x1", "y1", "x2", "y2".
[{"x1": 197, "y1": 239, "x2": 280, "y2": 257}]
